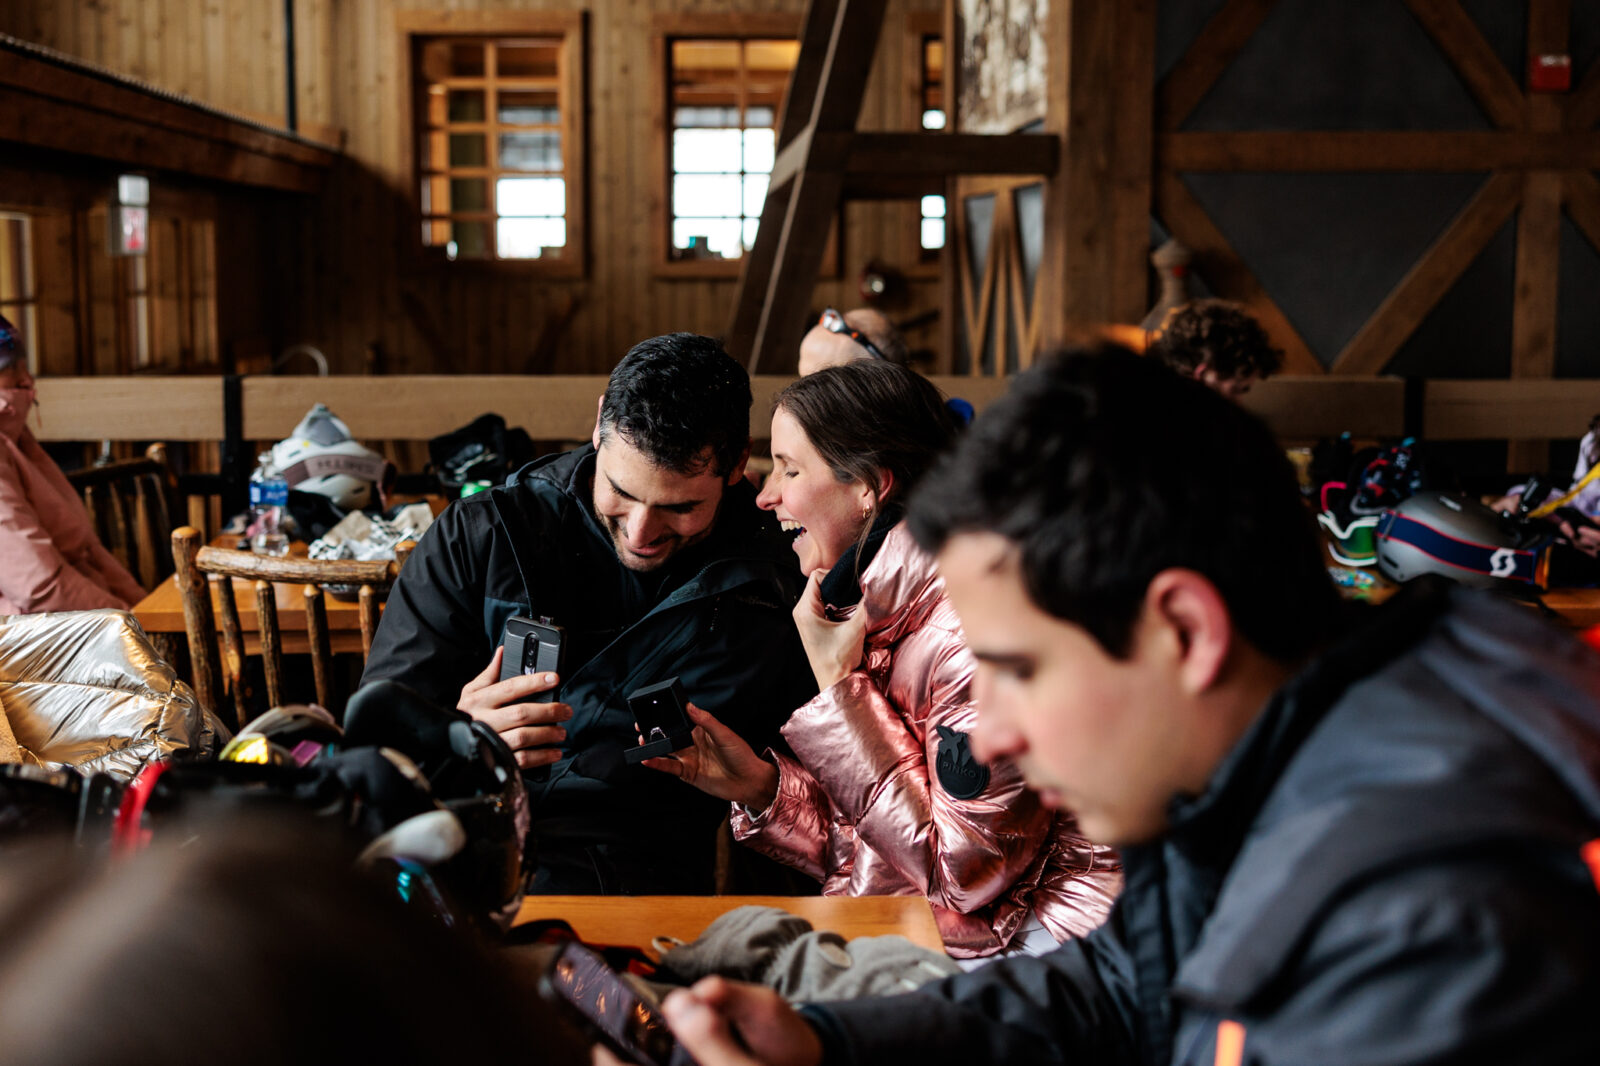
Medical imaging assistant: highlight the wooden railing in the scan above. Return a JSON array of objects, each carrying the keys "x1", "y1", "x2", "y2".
[{"x1": 32, "y1": 373, "x2": 1591, "y2": 450}]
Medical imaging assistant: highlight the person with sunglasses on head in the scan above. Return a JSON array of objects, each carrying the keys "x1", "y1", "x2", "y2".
[
  {"x1": 643, "y1": 360, "x2": 1119, "y2": 961},
  {"x1": 0, "y1": 314, "x2": 145, "y2": 615},
  {"x1": 797, "y1": 307, "x2": 909, "y2": 376}
]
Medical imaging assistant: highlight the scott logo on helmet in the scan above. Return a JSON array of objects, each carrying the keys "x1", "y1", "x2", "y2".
[{"x1": 1489, "y1": 547, "x2": 1518, "y2": 579}]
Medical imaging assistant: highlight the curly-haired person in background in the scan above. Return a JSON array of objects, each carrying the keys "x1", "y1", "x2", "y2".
[{"x1": 1147, "y1": 299, "x2": 1284, "y2": 401}]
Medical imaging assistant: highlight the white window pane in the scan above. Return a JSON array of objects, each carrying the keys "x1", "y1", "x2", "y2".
[
  {"x1": 674, "y1": 174, "x2": 742, "y2": 218},
  {"x1": 498, "y1": 217, "x2": 566, "y2": 258},
  {"x1": 743, "y1": 217, "x2": 761, "y2": 250},
  {"x1": 497, "y1": 177, "x2": 565, "y2": 217},
  {"x1": 921, "y1": 194, "x2": 946, "y2": 219},
  {"x1": 921, "y1": 217, "x2": 946, "y2": 250},
  {"x1": 743, "y1": 174, "x2": 769, "y2": 217},
  {"x1": 675, "y1": 106, "x2": 739, "y2": 127},
  {"x1": 743, "y1": 129, "x2": 775, "y2": 173},
  {"x1": 674, "y1": 129, "x2": 742, "y2": 173},
  {"x1": 746, "y1": 106, "x2": 776, "y2": 128},
  {"x1": 673, "y1": 218, "x2": 743, "y2": 259},
  {"x1": 922, "y1": 109, "x2": 946, "y2": 130}
]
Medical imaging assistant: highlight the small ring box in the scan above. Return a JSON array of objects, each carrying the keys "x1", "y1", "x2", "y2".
[{"x1": 623, "y1": 677, "x2": 693, "y2": 765}]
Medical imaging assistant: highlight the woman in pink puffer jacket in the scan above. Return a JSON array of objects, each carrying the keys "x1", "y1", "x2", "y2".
[
  {"x1": 0, "y1": 315, "x2": 145, "y2": 616},
  {"x1": 644, "y1": 362, "x2": 1119, "y2": 958}
]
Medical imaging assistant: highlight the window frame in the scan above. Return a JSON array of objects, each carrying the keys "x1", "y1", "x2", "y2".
[
  {"x1": 398, "y1": 11, "x2": 588, "y2": 277},
  {"x1": 652, "y1": 14, "x2": 804, "y2": 280},
  {"x1": 903, "y1": 13, "x2": 947, "y2": 279},
  {"x1": 0, "y1": 211, "x2": 39, "y2": 373}
]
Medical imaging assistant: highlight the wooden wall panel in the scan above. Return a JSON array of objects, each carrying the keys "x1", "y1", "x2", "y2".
[{"x1": 0, "y1": 0, "x2": 945, "y2": 375}]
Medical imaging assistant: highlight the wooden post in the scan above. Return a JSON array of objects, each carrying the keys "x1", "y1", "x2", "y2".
[
  {"x1": 1509, "y1": 0, "x2": 1569, "y2": 474},
  {"x1": 1039, "y1": 0, "x2": 1157, "y2": 345}
]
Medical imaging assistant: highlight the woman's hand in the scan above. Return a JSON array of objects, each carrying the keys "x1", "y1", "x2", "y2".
[
  {"x1": 793, "y1": 570, "x2": 868, "y2": 691},
  {"x1": 642, "y1": 702, "x2": 779, "y2": 811}
]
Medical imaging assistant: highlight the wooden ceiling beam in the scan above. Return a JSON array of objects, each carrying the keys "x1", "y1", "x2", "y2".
[
  {"x1": 772, "y1": 131, "x2": 1056, "y2": 192},
  {"x1": 1507, "y1": 0, "x2": 1569, "y2": 473},
  {"x1": 1401, "y1": 0, "x2": 1524, "y2": 129},
  {"x1": 845, "y1": 132, "x2": 1057, "y2": 178},
  {"x1": 0, "y1": 41, "x2": 334, "y2": 193},
  {"x1": 1565, "y1": 58, "x2": 1600, "y2": 130},
  {"x1": 730, "y1": 0, "x2": 892, "y2": 372},
  {"x1": 1153, "y1": 170, "x2": 1320, "y2": 374},
  {"x1": 1155, "y1": 0, "x2": 1279, "y2": 131},
  {"x1": 1562, "y1": 169, "x2": 1600, "y2": 256},
  {"x1": 1159, "y1": 130, "x2": 1600, "y2": 171},
  {"x1": 1331, "y1": 171, "x2": 1521, "y2": 376}
]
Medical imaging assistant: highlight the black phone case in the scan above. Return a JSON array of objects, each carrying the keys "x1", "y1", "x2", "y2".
[
  {"x1": 500, "y1": 615, "x2": 566, "y2": 683},
  {"x1": 501, "y1": 615, "x2": 566, "y2": 782}
]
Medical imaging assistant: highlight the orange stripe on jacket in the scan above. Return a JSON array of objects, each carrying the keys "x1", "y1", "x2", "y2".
[
  {"x1": 1581, "y1": 839, "x2": 1600, "y2": 893},
  {"x1": 1214, "y1": 1019, "x2": 1246, "y2": 1066}
]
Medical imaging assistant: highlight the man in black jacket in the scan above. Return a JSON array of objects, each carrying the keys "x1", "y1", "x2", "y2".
[
  {"x1": 362, "y1": 334, "x2": 815, "y2": 894},
  {"x1": 644, "y1": 350, "x2": 1600, "y2": 1065}
]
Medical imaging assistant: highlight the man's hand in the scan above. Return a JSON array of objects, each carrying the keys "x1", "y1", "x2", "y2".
[
  {"x1": 793, "y1": 571, "x2": 868, "y2": 691},
  {"x1": 666, "y1": 977, "x2": 823, "y2": 1066},
  {"x1": 458, "y1": 646, "x2": 573, "y2": 768},
  {"x1": 1559, "y1": 518, "x2": 1600, "y2": 557},
  {"x1": 589, "y1": 978, "x2": 823, "y2": 1066},
  {"x1": 641, "y1": 703, "x2": 779, "y2": 811}
]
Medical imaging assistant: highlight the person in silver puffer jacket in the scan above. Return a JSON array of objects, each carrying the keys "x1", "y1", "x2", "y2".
[
  {"x1": 0, "y1": 609, "x2": 226, "y2": 778},
  {"x1": 644, "y1": 363, "x2": 1119, "y2": 958}
]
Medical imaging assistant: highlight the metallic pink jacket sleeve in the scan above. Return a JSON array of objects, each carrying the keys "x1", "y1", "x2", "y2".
[
  {"x1": 729, "y1": 750, "x2": 831, "y2": 883},
  {"x1": 779, "y1": 636, "x2": 1053, "y2": 915}
]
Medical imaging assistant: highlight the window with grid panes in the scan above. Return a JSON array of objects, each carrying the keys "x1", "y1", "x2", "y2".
[
  {"x1": 918, "y1": 35, "x2": 946, "y2": 257},
  {"x1": 0, "y1": 213, "x2": 38, "y2": 371},
  {"x1": 668, "y1": 37, "x2": 798, "y2": 262},
  {"x1": 414, "y1": 34, "x2": 579, "y2": 263}
]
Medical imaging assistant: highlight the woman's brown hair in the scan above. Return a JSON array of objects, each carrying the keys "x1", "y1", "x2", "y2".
[{"x1": 774, "y1": 360, "x2": 959, "y2": 521}]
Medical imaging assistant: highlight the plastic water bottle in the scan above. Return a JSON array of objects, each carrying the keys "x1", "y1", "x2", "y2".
[{"x1": 248, "y1": 453, "x2": 290, "y2": 556}]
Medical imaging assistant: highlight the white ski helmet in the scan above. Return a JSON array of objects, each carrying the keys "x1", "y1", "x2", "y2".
[{"x1": 270, "y1": 404, "x2": 391, "y2": 512}]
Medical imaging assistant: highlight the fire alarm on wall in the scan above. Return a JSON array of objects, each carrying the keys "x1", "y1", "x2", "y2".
[{"x1": 1530, "y1": 53, "x2": 1572, "y2": 93}]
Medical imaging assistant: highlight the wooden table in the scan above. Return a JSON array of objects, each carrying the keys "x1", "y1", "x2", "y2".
[{"x1": 513, "y1": 895, "x2": 946, "y2": 957}]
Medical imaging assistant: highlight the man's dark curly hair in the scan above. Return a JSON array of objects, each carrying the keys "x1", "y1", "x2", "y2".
[
  {"x1": 1148, "y1": 300, "x2": 1283, "y2": 382},
  {"x1": 597, "y1": 333, "x2": 751, "y2": 476}
]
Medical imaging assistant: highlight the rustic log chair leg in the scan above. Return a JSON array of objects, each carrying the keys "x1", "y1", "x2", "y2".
[
  {"x1": 132, "y1": 478, "x2": 157, "y2": 589},
  {"x1": 148, "y1": 631, "x2": 181, "y2": 673},
  {"x1": 358, "y1": 584, "x2": 380, "y2": 660},
  {"x1": 256, "y1": 579, "x2": 284, "y2": 712},
  {"x1": 172, "y1": 526, "x2": 228, "y2": 729},
  {"x1": 304, "y1": 584, "x2": 333, "y2": 711},
  {"x1": 187, "y1": 496, "x2": 209, "y2": 542},
  {"x1": 84, "y1": 483, "x2": 107, "y2": 564},
  {"x1": 107, "y1": 481, "x2": 133, "y2": 574},
  {"x1": 140, "y1": 473, "x2": 173, "y2": 582},
  {"x1": 213, "y1": 574, "x2": 247, "y2": 712}
]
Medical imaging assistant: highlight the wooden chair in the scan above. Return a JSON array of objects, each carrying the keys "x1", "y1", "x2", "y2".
[
  {"x1": 171, "y1": 526, "x2": 407, "y2": 730},
  {"x1": 66, "y1": 443, "x2": 178, "y2": 590}
]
